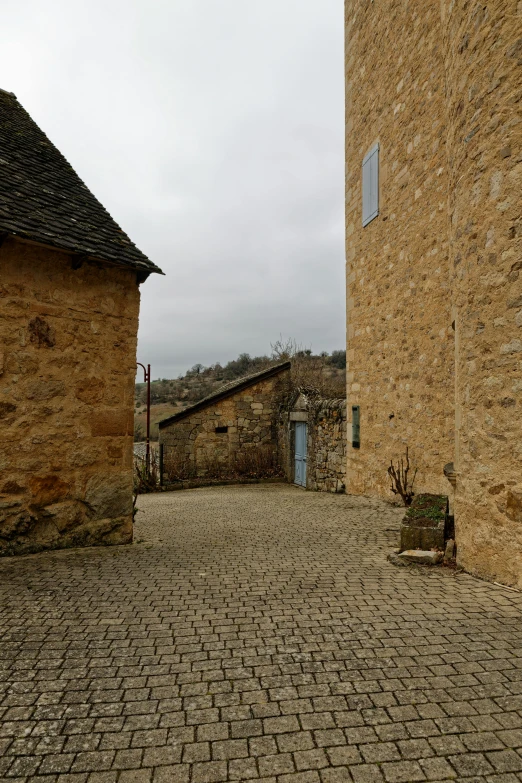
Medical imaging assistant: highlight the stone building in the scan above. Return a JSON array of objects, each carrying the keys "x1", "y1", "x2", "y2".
[
  {"x1": 0, "y1": 89, "x2": 161, "y2": 555},
  {"x1": 278, "y1": 394, "x2": 347, "y2": 493},
  {"x1": 345, "y1": 2, "x2": 521, "y2": 585},
  {"x1": 159, "y1": 363, "x2": 291, "y2": 482}
]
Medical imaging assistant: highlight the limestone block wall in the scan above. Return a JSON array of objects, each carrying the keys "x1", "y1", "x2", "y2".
[
  {"x1": 0, "y1": 238, "x2": 140, "y2": 555},
  {"x1": 160, "y1": 372, "x2": 290, "y2": 481},
  {"x1": 345, "y1": 0, "x2": 455, "y2": 498},
  {"x1": 307, "y1": 401, "x2": 347, "y2": 493},
  {"x1": 278, "y1": 397, "x2": 347, "y2": 493},
  {"x1": 443, "y1": 0, "x2": 522, "y2": 585}
]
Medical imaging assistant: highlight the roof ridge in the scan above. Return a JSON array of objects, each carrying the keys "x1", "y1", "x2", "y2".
[
  {"x1": 208, "y1": 360, "x2": 290, "y2": 394},
  {"x1": 0, "y1": 91, "x2": 162, "y2": 275},
  {"x1": 158, "y1": 361, "x2": 291, "y2": 429}
]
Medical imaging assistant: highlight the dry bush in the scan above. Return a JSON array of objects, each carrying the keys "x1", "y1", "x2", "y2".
[
  {"x1": 233, "y1": 445, "x2": 282, "y2": 478},
  {"x1": 133, "y1": 449, "x2": 160, "y2": 520},
  {"x1": 163, "y1": 446, "x2": 197, "y2": 482},
  {"x1": 387, "y1": 447, "x2": 418, "y2": 506},
  {"x1": 200, "y1": 451, "x2": 228, "y2": 479},
  {"x1": 271, "y1": 336, "x2": 345, "y2": 399},
  {"x1": 163, "y1": 447, "x2": 229, "y2": 481},
  {"x1": 162, "y1": 443, "x2": 282, "y2": 483}
]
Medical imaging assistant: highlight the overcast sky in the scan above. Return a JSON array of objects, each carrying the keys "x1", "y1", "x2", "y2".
[{"x1": 2, "y1": 0, "x2": 345, "y2": 379}]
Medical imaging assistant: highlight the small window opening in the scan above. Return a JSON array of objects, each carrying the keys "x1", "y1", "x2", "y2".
[
  {"x1": 362, "y1": 143, "x2": 379, "y2": 227},
  {"x1": 215, "y1": 426, "x2": 228, "y2": 434},
  {"x1": 352, "y1": 406, "x2": 360, "y2": 449}
]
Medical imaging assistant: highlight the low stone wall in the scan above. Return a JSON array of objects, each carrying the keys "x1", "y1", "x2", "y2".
[
  {"x1": 308, "y1": 400, "x2": 347, "y2": 493},
  {"x1": 278, "y1": 396, "x2": 347, "y2": 493}
]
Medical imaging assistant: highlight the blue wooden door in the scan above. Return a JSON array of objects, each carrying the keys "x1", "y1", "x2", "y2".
[{"x1": 294, "y1": 422, "x2": 307, "y2": 487}]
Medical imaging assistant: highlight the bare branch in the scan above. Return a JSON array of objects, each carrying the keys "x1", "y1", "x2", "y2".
[{"x1": 387, "y1": 448, "x2": 417, "y2": 506}]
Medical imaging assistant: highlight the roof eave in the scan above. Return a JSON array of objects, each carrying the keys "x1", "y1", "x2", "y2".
[
  {"x1": 0, "y1": 231, "x2": 164, "y2": 277},
  {"x1": 158, "y1": 362, "x2": 292, "y2": 429}
]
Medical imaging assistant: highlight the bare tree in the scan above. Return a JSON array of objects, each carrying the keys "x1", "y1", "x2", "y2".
[
  {"x1": 271, "y1": 335, "x2": 345, "y2": 399},
  {"x1": 387, "y1": 448, "x2": 417, "y2": 506}
]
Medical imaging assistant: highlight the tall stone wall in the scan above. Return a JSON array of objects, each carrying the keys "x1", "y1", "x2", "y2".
[
  {"x1": 346, "y1": 0, "x2": 522, "y2": 585},
  {"x1": 160, "y1": 372, "x2": 290, "y2": 481},
  {"x1": 0, "y1": 238, "x2": 140, "y2": 555},
  {"x1": 345, "y1": 0, "x2": 455, "y2": 498},
  {"x1": 443, "y1": 0, "x2": 522, "y2": 585}
]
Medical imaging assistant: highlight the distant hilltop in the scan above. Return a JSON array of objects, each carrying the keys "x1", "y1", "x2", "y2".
[{"x1": 134, "y1": 345, "x2": 346, "y2": 441}]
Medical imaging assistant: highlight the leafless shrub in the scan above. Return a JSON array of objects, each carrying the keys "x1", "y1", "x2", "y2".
[
  {"x1": 200, "y1": 451, "x2": 228, "y2": 479},
  {"x1": 271, "y1": 335, "x2": 345, "y2": 399},
  {"x1": 163, "y1": 447, "x2": 197, "y2": 481},
  {"x1": 162, "y1": 443, "x2": 282, "y2": 483},
  {"x1": 233, "y1": 445, "x2": 282, "y2": 478},
  {"x1": 133, "y1": 449, "x2": 160, "y2": 518},
  {"x1": 388, "y1": 447, "x2": 417, "y2": 506},
  {"x1": 270, "y1": 336, "x2": 304, "y2": 362}
]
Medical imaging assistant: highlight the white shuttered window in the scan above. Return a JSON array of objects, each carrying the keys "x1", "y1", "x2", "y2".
[{"x1": 362, "y1": 143, "x2": 379, "y2": 227}]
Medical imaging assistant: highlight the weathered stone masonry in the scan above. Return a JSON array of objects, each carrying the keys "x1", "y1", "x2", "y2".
[
  {"x1": 0, "y1": 88, "x2": 161, "y2": 555},
  {"x1": 443, "y1": 0, "x2": 522, "y2": 586},
  {"x1": 0, "y1": 240, "x2": 141, "y2": 553},
  {"x1": 278, "y1": 395, "x2": 347, "y2": 493},
  {"x1": 159, "y1": 364, "x2": 291, "y2": 481},
  {"x1": 160, "y1": 369, "x2": 349, "y2": 493},
  {"x1": 345, "y1": 0, "x2": 454, "y2": 503},
  {"x1": 308, "y1": 400, "x2": 347, "y2": 493},
  {"x1": 345, "y1": 0, "x2": 521, "y2": 585}
]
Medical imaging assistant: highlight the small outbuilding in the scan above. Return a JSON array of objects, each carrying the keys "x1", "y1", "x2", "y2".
[
  {"x1": 159, "y1": 362, "x2": 291, "y2": 483},
  {"x1": 0, "y1": 88, "x2": 162, "y2": 555}
]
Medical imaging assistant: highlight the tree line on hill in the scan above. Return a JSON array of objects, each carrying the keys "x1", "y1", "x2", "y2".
[{"x1": 135, "y1": 341, "x2": 346, "y2": 411}]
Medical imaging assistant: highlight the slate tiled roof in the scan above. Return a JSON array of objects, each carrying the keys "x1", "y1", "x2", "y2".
[
  {"x1": 158, "y1": 361, "x2": 291, "y2": 428},
  {"x1": 0, "y1": 89, "x2": 162, "y2": 275}
]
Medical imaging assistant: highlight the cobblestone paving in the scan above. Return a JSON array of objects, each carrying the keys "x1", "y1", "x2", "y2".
[{"x1": 2, "y1": 484, "x2": 522, "y2": 783}]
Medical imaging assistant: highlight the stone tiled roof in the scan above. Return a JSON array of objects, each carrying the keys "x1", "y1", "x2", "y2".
[
  {"x1": 0, "y1": 89, "x2": 162, "y2": 275},
  {"x1": 158, "y1": 362, "x2": 291, "y2": 428}
]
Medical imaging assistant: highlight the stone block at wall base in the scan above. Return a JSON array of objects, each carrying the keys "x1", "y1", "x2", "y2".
[
  {"x1": 85, "y1": 474, "x2": 133, "y2": 520},
  {"x1": 323, "y1": 479, "x2": 345, "y2": 494},
  {"x1": 398, "y1": 550, "x2": 443, "y2": 565},
  {"x1": 0, "y1": 468, "x2": 134, "y2": 556},
  {"x1": 0, "y1": 495, "x2": 133, "y2": 557},
  {"x1": 455, "y1": 493, "x2": 522, "y2": 590},
  {"x1": 0, "y1": 515, "x2": 133, "y2": 557},
  {"x1": 400, "y1": 523, "x2": 445, "y2": 551}
]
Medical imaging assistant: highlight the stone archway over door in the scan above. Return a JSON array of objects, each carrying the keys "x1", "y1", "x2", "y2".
[{"x1": 294, "y1": 422, "x2": 307, "y2": 487}]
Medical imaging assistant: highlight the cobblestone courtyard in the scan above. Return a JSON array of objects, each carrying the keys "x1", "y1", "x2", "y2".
[{"x1": 2, "y1": 484, "x2": 522, "y2": 783}]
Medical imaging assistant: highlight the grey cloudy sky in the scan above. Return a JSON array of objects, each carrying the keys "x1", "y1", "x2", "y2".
[{"x1": 2, "y1": 0, "x2": 345, "y2": 379}]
